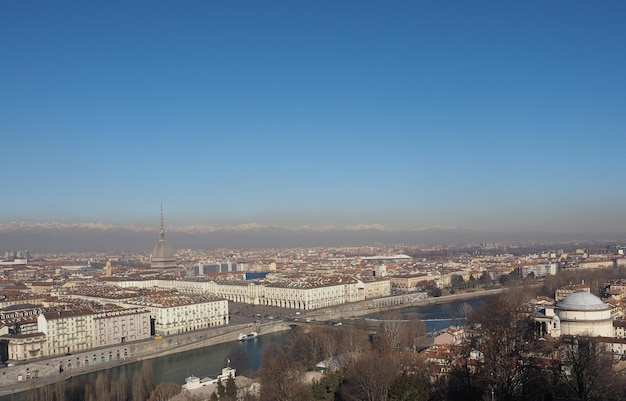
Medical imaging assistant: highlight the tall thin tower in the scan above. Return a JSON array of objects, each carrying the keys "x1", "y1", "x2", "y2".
[
  {"x1": 159, "y1": 203, "x2": 166, "y2": 240},
  {"x1": 150, "y1": 204, "x2": 177, "y2": 269}
]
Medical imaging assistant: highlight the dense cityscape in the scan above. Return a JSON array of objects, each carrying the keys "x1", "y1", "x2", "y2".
[{"x1": 2, "y1": 212, "x2": 626, "y2": 400}]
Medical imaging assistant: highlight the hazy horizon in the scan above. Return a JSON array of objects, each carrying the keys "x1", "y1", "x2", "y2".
[{"x1": 1, "y1": 221, "x2": 625, "y2": 254}]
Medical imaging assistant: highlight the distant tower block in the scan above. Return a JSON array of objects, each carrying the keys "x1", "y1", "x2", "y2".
[{"x1": 150, "y1": 205, "x2": 178, "y2": 269}]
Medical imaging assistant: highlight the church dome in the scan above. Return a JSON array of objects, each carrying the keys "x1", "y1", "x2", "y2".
[{"x1": 556, "y1": 291, "x2": 609, "y2": 311}]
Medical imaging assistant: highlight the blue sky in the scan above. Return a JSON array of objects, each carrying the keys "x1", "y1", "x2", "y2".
[{"x1": 2, "y1": 1, "x2": 625, "y2": 234}]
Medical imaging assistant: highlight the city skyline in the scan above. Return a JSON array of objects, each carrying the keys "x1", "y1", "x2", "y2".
[{"x1": 2, "y1": 2, "x2": 626, "y2": 238}]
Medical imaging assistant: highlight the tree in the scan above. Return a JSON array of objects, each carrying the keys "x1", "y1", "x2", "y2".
[
  {"x1": 457, "y1": 302, "x2": 473, "y2": 324},
  {"x1": 338, "y1": 325, "x2": 369, "y2": 364},
  {"x1": 84, "y1": 383, "x2": 96, "y2": 401},
  {"x1": 377, "y1": 311, "x2": 409, "y2": 352},
  {"x1": 258, "y1": 343, "x2": 307, "y2": 401},
  {"x1": 425, "y1": 282, "x2": 442, "y2": 297},
  {"x1": 225, "y1": 374, "x2": 237, "y2": 401},
  {"x1": 67, "y1": 379, "x2": 87, "y2": 401},
  {"x1": 388, "y1": 371, "x2": 429, "y2": 401},
  {"x1": 133, "y1": 362, "x2": 154, "y2": 401},
  {"x1": 95, "y1": 373, "x2": 110, "y2": 401},
  {"x1": 340, "y1": 349, "x2": 398, "y2": 401},
  {"x1": 55, "y1": 380, "x2": 68, "y2": 401},
  {"x1": 407, "y1": 316, "x2": 427, "y2": 351},
  {"x1": 466, "y1": 294, "x2": 535, "y2": 401},
  {"x1": 216, "y1": 378, "x2": 226, "y2": 399},
  {"x1": 450, "y1": 275, "x2": 465, "y2": 292},
  {"x1": 283, "y1": 326, "x2": 318, "y2": 370},
  {"x1": 557, "y1": 336, "x2": 624, "y2": 401},
  {"x1": 311, "y1": 370, "x2": 345, "y2": 401},
  {"x1": 148, "y1": 382, "x2": 181, "y2": 401},
  {"x1": 319, "y1": 329, "x2": 339, "y2": 362},
  {"x1": 438, "y1": 346, "x2": 483, "y2": 401},
  {"x1": 113, "y1": 371, "x2": 129, "y2": 401}
]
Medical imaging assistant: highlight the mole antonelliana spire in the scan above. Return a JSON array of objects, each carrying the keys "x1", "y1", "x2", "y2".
[{"x1": 150, "y1": 204, "x2": 177, "y2": 269}]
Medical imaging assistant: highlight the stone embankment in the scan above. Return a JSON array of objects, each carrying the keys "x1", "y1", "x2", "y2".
[
  {"x1": 305, "y1": 287, "x2": 503, "y2": 321},
  {"x1": 0, "y1": 321, "x2": 290, "y2": 397}
]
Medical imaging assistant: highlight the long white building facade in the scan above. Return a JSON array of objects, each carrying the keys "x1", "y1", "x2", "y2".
[{"x1": 106, "y1": 274, "x2": 382, "y2": 310}]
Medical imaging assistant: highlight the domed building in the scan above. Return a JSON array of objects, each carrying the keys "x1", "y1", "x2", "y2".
[
  {"x1": 534, "y1": 290, "x2": 613, "y2": 338},
  {"x1": 555, "y1": 291, "x2": 612, "y2": 336},
  {"x1": 150, "y1": 205, "x2": 178, "y2": 269}
]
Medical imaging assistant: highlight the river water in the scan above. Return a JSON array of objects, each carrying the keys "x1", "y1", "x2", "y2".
[
  {"x1": 364, "y1": 294, "x2": 495, "y2": 333},
  {"x1": 0, "y1": 332, "x2": 287, "y2": 401},
  {"x1": 1, "y1": 295, "x2": 493, "y2": 400}
]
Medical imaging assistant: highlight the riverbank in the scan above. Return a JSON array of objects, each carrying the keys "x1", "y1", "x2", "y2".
[
  {"x1": 305, "y1": 287, "x2": 504, "y2": 322},
  {"x1": 0, "y1": 288, "x2": 503, "y2": 397},
  {"x1": 0, "y1": 321, "x2": 291, "y2": 398}
]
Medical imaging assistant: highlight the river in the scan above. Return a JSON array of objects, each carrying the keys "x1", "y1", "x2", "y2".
[
  {"x1": 361, "y1": 293, "x2": 496, "y2": 333},
  {"x1": 1, "y1": 294, "x2": 493, "y2": 400},
  {"x1": 0, "y1": 331, "x2": 287, "y2": 401}
]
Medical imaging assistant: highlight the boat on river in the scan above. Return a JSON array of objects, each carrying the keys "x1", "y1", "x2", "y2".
[{"x1": 237, "y1": 331, "x2": 258, "y2": 341}]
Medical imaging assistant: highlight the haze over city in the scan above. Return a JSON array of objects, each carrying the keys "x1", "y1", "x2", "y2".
[{"x1": 2, "y1": 2, "x2": 625, "y2": 251}]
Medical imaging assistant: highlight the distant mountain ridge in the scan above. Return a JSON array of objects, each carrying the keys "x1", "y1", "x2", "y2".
[{"x1": 0, "y1": 221, "x2": 624, "y2": 253}]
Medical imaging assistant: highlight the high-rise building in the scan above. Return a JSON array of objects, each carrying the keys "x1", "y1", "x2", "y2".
[{"x1": 150, "y1": 205, "x2": 177, "y2": 269}]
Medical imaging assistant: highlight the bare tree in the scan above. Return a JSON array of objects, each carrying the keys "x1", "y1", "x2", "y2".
[
  {"x1": 55, "y1": 380, "x2": 68, "y2": 401},
  {"x1": 67, "y1": 379, "x2": 86, "y2": 401},
  {"x1": 284, "y1": 326, "x2": 318, "y2": 369},
  {"x1": 320, "y1": 329, "x2": 339, "y2": 361},
  {"x1": 113, "y1": 371, "x2": 129, "y2": 401},
  {"x1": 133, "y1": 362, "x2": 154, "y2": 401},
  {"x1": 558, "y1": 336, "x2": 624, "y2": 401},
  {"x1": 337, "y1": 325, "x2": 370, "y2": 365},
  {"x1": 258, "y1": 343, "x2": 307, "y2": 401},
  {"x1": 457, "y1": 302, "x2": 473, "y2": 322},
  {"x1": 378, "y1": 311, "x2": 406, "y2": 351},
  {"x1": 467, "y1": 294, "x2": 535, "y2": 401},
  {"x1": 340, "y1": 349, "x2": 398, "y2": 401},
  {"x1": 84, "y1": 383, "x2": 95, "y2": 401},
  {"x1": 407, "y1": 316, "x2": 427, "y2": 351},
  {"x1": 148, "y1": 382, "x2": 181, "y2": 401},
  {"x1": 95, "y1": 373, "x2": 110, "y2": 401}
]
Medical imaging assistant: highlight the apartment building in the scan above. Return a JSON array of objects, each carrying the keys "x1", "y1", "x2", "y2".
[
  {"x1": 389, "y1": 274, "x2": 433, "y2": 291},
  {"x1": 93, "y1": 308, "x2": 151, "y2": 347},
  {"x1": 359, "y1": 277, "x2": 391, "y2": 299},
  {"x1": 125, "y1": 294, "x2": 228, "y2": 336},
  {"x1": 0, "y1": 332, "x2": 46, "y2": 361},
  {"x1": 38, "y1": 308, "x2": 95, "y2": 356}
]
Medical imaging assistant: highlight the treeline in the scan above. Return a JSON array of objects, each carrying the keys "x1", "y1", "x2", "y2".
[
  {"x1": 25, "y1": 362, "x2": 180, "y2": 401},
  {"x1": 256, "y1": 319, "x2": 430, "y2": 401},
  {"x1": 539, "y1": 265, "x2": 626, "y2": 298},
  {"x1": 250, "y1": 291, "x2": 626, "y2": 401}
]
